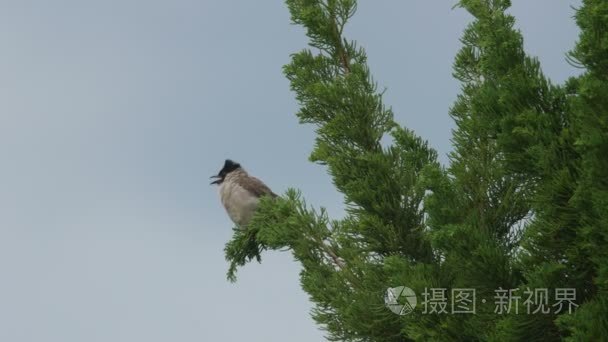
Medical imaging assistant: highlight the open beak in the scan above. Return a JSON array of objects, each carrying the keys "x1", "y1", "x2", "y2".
[{"x1": 210, "y1": 175, "x2": 221, "y2": 185}]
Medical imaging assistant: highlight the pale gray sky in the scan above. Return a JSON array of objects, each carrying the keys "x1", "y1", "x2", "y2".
[{"x1": 0, "y1": 1, "x2": 580, "y2": 341}]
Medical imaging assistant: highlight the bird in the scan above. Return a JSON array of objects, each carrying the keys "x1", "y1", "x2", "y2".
[{"x1": 210, "y1": 159, "x2": 277, "y2": 228}]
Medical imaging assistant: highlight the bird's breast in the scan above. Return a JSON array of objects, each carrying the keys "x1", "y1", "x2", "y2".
[{"x1": 218, "y1": 179, "x2": 260, "y2": 226}]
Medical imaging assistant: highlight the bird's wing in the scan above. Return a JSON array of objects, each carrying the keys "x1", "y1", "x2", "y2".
[{"x1": 238, "y1": 176, "x2": 277, "y2": 198}]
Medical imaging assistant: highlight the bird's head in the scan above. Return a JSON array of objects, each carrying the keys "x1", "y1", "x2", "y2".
[{"x1": 210, "y1": 159, "x2": 241, "y2": 185}]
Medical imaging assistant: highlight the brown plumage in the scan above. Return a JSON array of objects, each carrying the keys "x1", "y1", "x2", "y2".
[{"x1": 236, "y1": 172, "x2": 277, "y2": 198}]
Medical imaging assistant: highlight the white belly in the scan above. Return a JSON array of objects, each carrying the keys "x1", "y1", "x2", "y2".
[{"x1": 219, "y1": 180, "x2": 260, "y2": 227}]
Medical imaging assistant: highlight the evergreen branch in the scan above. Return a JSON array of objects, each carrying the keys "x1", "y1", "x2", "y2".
[
  {"x1": 329, "y1": 13, "x2": 350, "y2": 74},
  {"x1": 313, "y1": 234, "x2": 346, "y2": 269}
]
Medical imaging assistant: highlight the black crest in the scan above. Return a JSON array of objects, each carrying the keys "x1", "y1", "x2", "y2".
[
  {"x1": 211, "y1": 159, "x2": 241, "y2": 185},
  {"x1": 220, "y1": 159, "x2": 240, "y2": 175}
]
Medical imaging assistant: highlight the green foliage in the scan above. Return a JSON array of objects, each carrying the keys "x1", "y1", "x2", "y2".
[{"x1": 223, "y1": 0, "x2": 608, "y2": 340}]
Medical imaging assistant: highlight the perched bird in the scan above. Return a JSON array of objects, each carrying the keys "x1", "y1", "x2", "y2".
[{"x1": 210, "y1": 159, "x2": 277, "y2": 227}]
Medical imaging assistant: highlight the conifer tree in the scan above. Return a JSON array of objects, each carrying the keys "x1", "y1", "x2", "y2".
[
  {"x1": 224, "y1": 1, "x2": 608, "y2": 340},
  {"x1": 497, "y1": 0, "x2": 608, "y2": 339}
]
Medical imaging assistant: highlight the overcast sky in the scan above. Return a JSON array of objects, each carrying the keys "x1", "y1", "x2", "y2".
[{"x1": 0, "y1": 1, "x2": 581, "y2": 341}]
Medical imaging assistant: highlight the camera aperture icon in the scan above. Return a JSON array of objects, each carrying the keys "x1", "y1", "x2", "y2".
[{"x1": 385, "y1": 286, "x2": 417, "y2": 315}]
